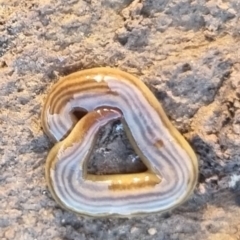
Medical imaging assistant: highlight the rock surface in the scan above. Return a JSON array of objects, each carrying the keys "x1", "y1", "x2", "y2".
[{"x1": 1, "y1": 0, "x2": 240, "y2": 239}]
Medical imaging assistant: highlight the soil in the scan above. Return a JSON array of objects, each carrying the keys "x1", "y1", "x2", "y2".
[{"x1": 1, "y1": 0, "x2": 240, "y2": 239}]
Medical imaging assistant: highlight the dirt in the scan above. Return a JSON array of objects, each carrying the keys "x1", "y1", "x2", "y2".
[{"x1": 1, "y1": 0, "x2": 240, "y2": 239}]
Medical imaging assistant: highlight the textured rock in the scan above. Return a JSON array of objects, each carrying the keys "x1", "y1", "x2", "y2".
[{"x1": 1, "y1": 0, "x2": 240, "y2": 239}]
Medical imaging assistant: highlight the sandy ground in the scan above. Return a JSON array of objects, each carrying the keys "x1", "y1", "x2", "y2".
[{"x1": 1, "y1": 0, "x2": 240, "y2": 239}]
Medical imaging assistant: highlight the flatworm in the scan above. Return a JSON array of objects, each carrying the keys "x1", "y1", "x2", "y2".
[{"x1": 41, "y1": 67, "x2": 198, "y2": 217}]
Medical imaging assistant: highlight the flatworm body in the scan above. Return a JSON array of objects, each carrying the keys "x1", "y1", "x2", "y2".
[{"x1": 41, "y1": 67, "x2": 198, "y2": 217}]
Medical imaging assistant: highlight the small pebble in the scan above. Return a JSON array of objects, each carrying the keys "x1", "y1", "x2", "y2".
[
  {"x1": 4, "y1": 229, "x2": 15, "y2": 239},
  {"x1": 148, "y1": 228, "x2": 157, "y2": 235},
  {"x1": 130, "y1": 227, "x2": 139, "y2": 234}
]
